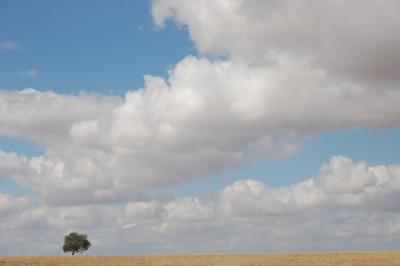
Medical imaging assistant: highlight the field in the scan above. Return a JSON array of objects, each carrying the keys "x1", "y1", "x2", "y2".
[{"x1": 1, "y1": 252, "x2": 400, "y2": 266}]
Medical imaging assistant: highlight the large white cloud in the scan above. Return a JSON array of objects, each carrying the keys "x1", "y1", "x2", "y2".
[
  {"x1": 2, "y1": 52, "x2": 400, "y2": 205},
  {"x1": 2, "y1": 156, "x2": 400, "y2": 254},
  {"x1": 152, "y1": 0, "x2": 400, "y2": 83}
]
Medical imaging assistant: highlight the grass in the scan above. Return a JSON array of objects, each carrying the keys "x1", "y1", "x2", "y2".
[{"x1": 1, "y1": 252, "x2": 400, "y2": 266}]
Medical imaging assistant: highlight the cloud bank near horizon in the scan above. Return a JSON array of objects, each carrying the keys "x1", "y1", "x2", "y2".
[{"x1": 2, "y1": 156, "x2": 400, "y2": 254}]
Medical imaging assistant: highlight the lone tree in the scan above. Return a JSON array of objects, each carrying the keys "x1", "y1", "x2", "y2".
[{"x1": 62, "y1": 232, "x2": 91, "y2": 255}]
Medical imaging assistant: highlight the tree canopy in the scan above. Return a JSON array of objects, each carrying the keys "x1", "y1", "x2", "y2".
[{"x1": 62, "y1": 232, "x2": 91, "y2": 255}]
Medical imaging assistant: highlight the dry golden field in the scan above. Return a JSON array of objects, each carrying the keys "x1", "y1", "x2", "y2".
[{"x1": 1, "y1": 252, "x2": 400, "y2": 266}]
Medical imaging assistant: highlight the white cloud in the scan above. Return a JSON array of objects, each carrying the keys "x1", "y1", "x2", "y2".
[
  {"x1": 2, "y1": 52, "x2": 400, "y2": 205},
  {"x1": 0, "y1": 89, "x2": 119, "y2": 142},
  {"x1": 82, "y1": 156, "x2": 400, "y2": 251},
  {"x1": 0, "y1": 41, "x2": 21, "y2": 50},
  {"x1": 0, "y1": 151, "x2": 30, "y2": 180},
  {"x1": 2, "y1": 156, "x2": 400, "y2": 254},
  {"x1": 0, "y1": 192, "x2": 31, "y2": 216},
  {"x1": 152, "y1": 0, "x2": 400, "y2": 83},
  {"x1": 164, "y1": 197, "x2": 214, "y2": 222},
  {"x1": 220, "y1": 156, "x2": 400, "y2": 215}
]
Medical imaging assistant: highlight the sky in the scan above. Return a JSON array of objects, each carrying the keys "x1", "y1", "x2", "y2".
[{"x1": 1, "y1": 0, "x2": 400, "y2": 255}]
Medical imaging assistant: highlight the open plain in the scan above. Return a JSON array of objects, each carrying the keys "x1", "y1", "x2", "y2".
[{"x1": 1, "y1": 252, "x2": 400, "y2": 266}]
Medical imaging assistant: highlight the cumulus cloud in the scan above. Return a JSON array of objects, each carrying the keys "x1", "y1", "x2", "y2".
[
  {"x1": 114, "y1": 156, "x2": 400, "y2": 252},
  {"x1": 152, "y1": 0, "x2": 400, "y2": 83},
  {"x1": 2, "y1": 58, "x2": 400, "y2": 205},
  {"x1": 2, "y1": 48, "x2": 400, "y2": 205},
  {"x1": 220, "y1": 156, "x2": 400, "y2": 215},
  {"x1": 2, "y1": 156, "x2": 400, "y2": 254}
]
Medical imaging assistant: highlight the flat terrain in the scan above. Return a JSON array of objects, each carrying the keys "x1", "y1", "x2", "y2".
[{"x1": 1, "y1": 252, "x2": 400, "y2": 266}]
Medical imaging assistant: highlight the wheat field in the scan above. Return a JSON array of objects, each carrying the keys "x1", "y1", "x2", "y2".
[{"x1": 1, "y1": 252, "x2": 400, "y2": 266}]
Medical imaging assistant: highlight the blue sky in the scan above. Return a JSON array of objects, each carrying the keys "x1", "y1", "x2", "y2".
[
  {"x1": 1, "y1": 0, "x2": 400, "y2": 255},
  {"x1": 0, "y1": 0, "x2": 193, "y2": 94}
]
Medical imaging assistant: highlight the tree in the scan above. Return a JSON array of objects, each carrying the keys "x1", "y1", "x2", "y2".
[{"x1": 62, "y1": 232, "x2": 91, "y2": 255}]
